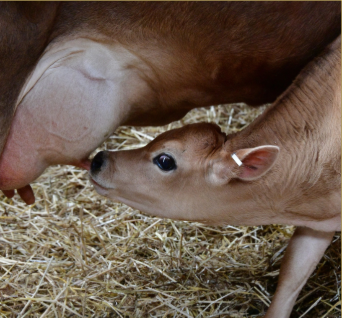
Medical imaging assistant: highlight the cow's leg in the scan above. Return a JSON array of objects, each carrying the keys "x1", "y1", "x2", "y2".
[{"x1": 264, "y1": 226, "x2": 335, "y2": 318}]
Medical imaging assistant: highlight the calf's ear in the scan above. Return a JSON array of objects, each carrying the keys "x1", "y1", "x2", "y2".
[
  {"x1": 234, "y1": 145, "x2": 279, "y2": 181},
  {"x1": 208, "y1": 145, "x2": 279, "y2": 186}
]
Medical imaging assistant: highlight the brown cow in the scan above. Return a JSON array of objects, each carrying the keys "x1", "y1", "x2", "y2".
[
  {"x1": 0, "y1": 2, "x2": 340, "y2": 204},
  {"x1": 89, "y1": 36, "x2": 341, "y2": 317}
]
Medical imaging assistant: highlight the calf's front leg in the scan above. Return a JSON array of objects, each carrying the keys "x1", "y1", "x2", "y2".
[{"x1": 264, "y1": 226, "x2": 335, "y2": 318}]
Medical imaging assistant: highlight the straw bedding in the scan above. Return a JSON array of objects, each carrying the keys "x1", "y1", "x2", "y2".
[{"x1": 0, "y1": 104, "x2": 340, "y2": 317}]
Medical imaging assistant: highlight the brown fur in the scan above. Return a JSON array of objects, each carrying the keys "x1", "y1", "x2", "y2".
[
  {"x1": 1, "y1": 2, "x2": 341, "y2": 141},
  {"x1": 51, "y1": 2, "x2": 341, "y2": 125}
]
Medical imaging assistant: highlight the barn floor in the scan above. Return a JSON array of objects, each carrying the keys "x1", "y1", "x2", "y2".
[{"x1": 0, "y1": 104, "x2": 340, "y2": 318}]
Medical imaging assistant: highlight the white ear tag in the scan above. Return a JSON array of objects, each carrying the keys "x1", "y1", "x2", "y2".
[{"x1": 231, "y1": 153, "x2": 242, "y2": 166}]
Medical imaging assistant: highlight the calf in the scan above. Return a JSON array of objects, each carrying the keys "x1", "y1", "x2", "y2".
[
  {"x1": 89, "y1": 36, "x2": 341, "y2": 318},
  {"x1": 0, "y1": 2, "x2": 340, "y2": 204}
]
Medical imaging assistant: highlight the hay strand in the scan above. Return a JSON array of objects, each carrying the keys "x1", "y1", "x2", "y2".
[{"x1": 0, "y1": 103, "x2": 340, "y2": 317}]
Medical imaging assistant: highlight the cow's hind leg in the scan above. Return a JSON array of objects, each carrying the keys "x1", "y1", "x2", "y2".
[{"x1": 264, "y1": 226, "x2": 335, "y2": 318}]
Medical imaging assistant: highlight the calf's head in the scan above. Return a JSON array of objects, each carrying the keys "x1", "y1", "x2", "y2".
[{"x1": 90, "y1": 123, "x2": 279, "y2": 225}]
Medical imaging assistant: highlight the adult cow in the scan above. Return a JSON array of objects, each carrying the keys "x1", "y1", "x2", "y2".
[{"x1": 0, "y1": 2, "x2": 340, "y2": 204}]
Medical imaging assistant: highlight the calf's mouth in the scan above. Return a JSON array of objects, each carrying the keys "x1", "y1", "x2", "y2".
[{"x1": 90, "y1": 176, "x2": 108, "y2": 191}]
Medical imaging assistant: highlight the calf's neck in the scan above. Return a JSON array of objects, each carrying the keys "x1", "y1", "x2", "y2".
[{"x1": 90, "y1": 36, "x2": 341, "y2": 318}]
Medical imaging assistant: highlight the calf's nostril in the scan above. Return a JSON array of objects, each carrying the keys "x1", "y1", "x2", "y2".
[{"x1": 91, "y1": 151, "x2": 105, "y2": 173}]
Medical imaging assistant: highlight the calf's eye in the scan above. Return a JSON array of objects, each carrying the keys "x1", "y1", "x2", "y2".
[{"x1": 153, "y1": 154, "x2": 176, "y2": 171}]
